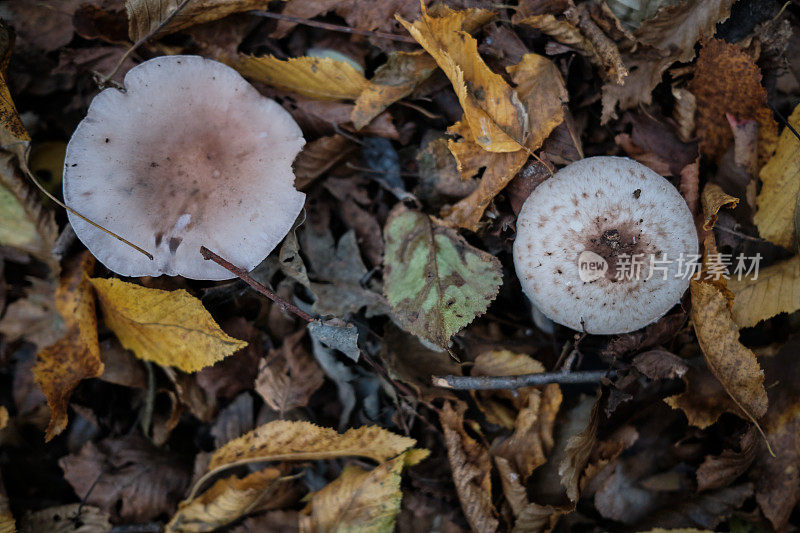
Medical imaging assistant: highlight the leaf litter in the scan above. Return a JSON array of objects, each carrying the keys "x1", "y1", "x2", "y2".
[{"x1": 1, "y1": 0, "x2": 800, "y2": 531}]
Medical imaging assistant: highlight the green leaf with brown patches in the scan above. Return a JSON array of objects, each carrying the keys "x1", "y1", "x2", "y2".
[{"x1": 382, "y1": 205, "x2": 502, "y2": 348}]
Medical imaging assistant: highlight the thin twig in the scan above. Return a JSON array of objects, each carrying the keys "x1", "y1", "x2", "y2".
[
  {"x1": 200, "y1": 246, "x2": 316, "y2": 323},
  {"x1": 99, "y1": 0, "x2": 193, "y2": 85},
  {"x1": 248, "y1": 11, "x2": 417, "y2": 43},
  {"x1": 432, "y1": 369, "x2": 615, "y2": 390}
]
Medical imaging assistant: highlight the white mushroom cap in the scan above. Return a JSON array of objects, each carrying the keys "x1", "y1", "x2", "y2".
[
  {"x1": 513, "y1": 156, "x2": 698, "y2": 335},
  {"x1": 63, "y1": 55, "x2": 306, "y2": 280}
]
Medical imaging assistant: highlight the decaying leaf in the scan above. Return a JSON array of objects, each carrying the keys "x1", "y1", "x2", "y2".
[
  {"x1": 166, "y1": 469, "x2": 281, "y2": 532},
  {"x1": 728, "y1": 255, "x2": 800, "y2": 328},
  {"x1": 33, "y1": 253, "x2": 104, "y2": 441},
  {"x1": 753, "y1": 103, "x2": 800, "y2": 249},
  {"x1": 90, "y1": 278, "x2": 247, "y2": 373},
  {"x1": 125, "y1": 0, "x2": 270, "y2": 41},
  {"x1": 398, "y1": 5, "x2": 526, "y2": 153},
  {"x1": 352, "y1": 51, "x2": 438, "y2": 130},
  {"x1": 696, "y1": 427, "x2": 757, "y2": 491},
  {"x1": 293, "y1": 134, "x2": 357, "y2": 190},
  {"x1": 701, "y1": 183, "x2": 739, "y2": 231},
  {"x1": 208, "y1": 420, "x2": 419, "y2": 470},
  {"x1": 686, "y1": 280, "x2": 768, "y2": 427},
  {"x1": 231, "y1": 55, "x2": 369, "y2": 100},
  {"x1": 20, "y1": 504, "x2": 111, "y2": 533},
  {"x1": 383, "y1": 205, "x2": 502, "y2": 348},
  {"x1": 255, "y1": 329, "x2": 324, "y2": 415},
  {"x1": 300, "y1": 452, "x2": 425, "y2": 533},
  {"x1": 691, "y1": 38, "x2": 778, "y2": 164},
  {"x1": 666, "y1": 363, "x2": 742, "y2": 429},
  {"x1": 439, "y1": 401, "x2": 499, "y2": 532}
]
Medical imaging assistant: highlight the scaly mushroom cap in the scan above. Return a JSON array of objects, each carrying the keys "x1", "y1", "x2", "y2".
[
  {"x1": 513, "y1": 156, "x2": 698, "y2": 334},
  {"x1": 63, "y1": 55, "x2": 305, "y2": 280}
]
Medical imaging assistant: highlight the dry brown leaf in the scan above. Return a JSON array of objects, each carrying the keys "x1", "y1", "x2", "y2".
[
  {"x1": 90, "y1": 278, "x2": 247, "y2": 373},
  {"x1": 728, "y1": 255, "x2": 800, "y2": 328},
  {"x1": 696, "y1": 427, "x2": 757, "y2": 491},
  {"x1": 300, "y1": 452, "x2": 424, "y2": 533},
  {"x1": 166, "y1": 469, "x2": 281, "y2": 532},
  {"x1": 687, "y1": 280, "x2": 768, "y2": 427},
  {"x1": 0, "y1": 406, "x2": 7, "y2": 431},
  {"x1": 232, "y1": 55, "x2": 369, "y2": 100},
  {"x1": 125, "y1": 0, "x2": 269, "y2": 41},
  {"x1": 600, "y1": 52, "x2": 673, "y2": 125},
  {"x1": 0, "y1": 278, "x2": 64, "y2": 348},
  {"x1": 209, "y1": 420, "x2": 419, "y2": 470},
  {"x1": 516, "y1": 14, "x2": 598, "y2": 62},
  {"x1": 20, "y1": 504, "x2": 111, "y2": 533},
  {"x1": 33, "y1": 252, "x2": 104, "y2": 441},
  {"x1": 293, "y1": 134, "x2": 357, "y2": 190},
  {"x1": 60, "y1": 434, "x2": 192, "y2": 522},
  {"x1": 352, "y1": 51, "x2": 438, "y2": 130},
  {"x1": 558, "y1": 393, "x2": 600, "y2": 502},
  {"x1": 700, "y1": 182, "x2": 739, "y2": 231},
  {"x1": 439, "y1": 401, "x2": 499, "y2": 533},
  {"x1": 398, "y1": 5, "x2": 526, "y2": 153},
  {"x1": 679, "y1": 157, "x2": 700, "y2": 218},
  {"x1": 691, "y1": 38, "x2": 778, "y2": 164},
  {"x1": 255, "y1": 329, "x2": 324, "y2": 415},
  {"x1": 753, "y1": 103, "x2": 800, "y2": 249}
]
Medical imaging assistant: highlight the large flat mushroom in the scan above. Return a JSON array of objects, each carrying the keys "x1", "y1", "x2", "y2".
[
  {"x1": 513, "y1": 156, "x2": 698, "y2": 335},
  {"x1": 63, "y1": 55, "x2": 305, "y2": 280}
]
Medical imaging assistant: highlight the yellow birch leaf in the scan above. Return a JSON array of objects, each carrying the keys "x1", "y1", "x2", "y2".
[
  {"x1": 167, "y1": 469, "x2": 281, "y2": 532},
  {"x1": 209, "y1": 420, "x2": 422, "y2": 470},
  {"x1": 126, "y1": 0, "x2": 270, "y2": 41},
  {"x1": 90, "y1": 278, "x2": 247, "y2": 373},
  {"x1": 701, "y1": 183, "x2": 739, "y2": 231},
  {"x1": 508, "y1": 53, "x2": 567, "y2": 152},
  {"x1": 299, "y1": 453, "x2": 418, "y2": 533},
  {"x1": 753, "y1": 103, "x2": 800, "y2": 249},
  {"x1": 33, "y1": 253, "x2": 104, "y2": 441},
  {"x1": 687, "y1": 280, "x2": 767, "y2": 427},
  {"x1": 231, "y1": 55, "x2": 370, "y2": 101},
  {"x1": 728, "y1": 255, "x2": 800, "y2": 328},
  {"x1": 397, "y1": 4, "x2": 527, "y2": 153}
]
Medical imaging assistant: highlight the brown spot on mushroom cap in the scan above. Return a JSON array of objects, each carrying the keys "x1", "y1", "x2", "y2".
[
  {"x1": 512, "y1": 156, "x2": 698, "y2": 334},
  {"x1": 63, "y1": 56, "x2": 305, "y2": 280}
]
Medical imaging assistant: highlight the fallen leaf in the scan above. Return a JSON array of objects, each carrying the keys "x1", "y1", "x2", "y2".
[
  {"x1": 637, "y1": 483, "x2": 753, "y2": 530},
  {"x1": 687, "y1": 280, "x2": 768, "y2": 427},
  {"x1": 752, "y1": 102, "x2": 800, "y2": 249},
  {"x1": 125, "y1": 0, "x2": 270, "y2": 41},
  {"x1": 0, "y1": 278, "x2": 64, "y2": 348},
  {"x1": 666, "y1": 363, "x2": 742, "y2": 429},
  {"x1": 600, "y1": 52, "x2": 674, "y2": 125},
  {"x1": 90, "y1": 278, "x2": 248, "y2": 373},
  {"x1": 195, "y1": 317, "x2": 261, "y2": 399},
  {"x1": 690, "y1": 38, "x2": 778, "y2": 164},
  {"x1": 559, "y1": 393, "x2": 600, "y2": 502},
  {"x1": 415, "y1": 135, "x2": 478, "y2": 207},
  {"x1": 383, "y1": 205, "x2": 502, "y2": 348},
  {"x1": 307, "y1": 319, "x2": 360, "y2": 361},
  {"x1": 516, "y1": 14, "x2": 597, "y2": 63},
  {"x1": 0, "y1": 0, "x2": 84, "y2": 53},
  {"x1": 300, "y1": 452, "x2": 423, "y2": 533},
  {"x1": 293, "y1": 134, "x2": 357, "y2": 190},
  {"x1": 60, "y1": 434, "x2": 192, "y2": 522},
  {"x1": 33, "y1": 252, "x2": 104, "y2": 440},
  {"x1": 398, "y1": 5, "x2": 526, "y2": 153},
  {"x1": 728, "y1": 255, "x2": 800, "y2": 328},
  {"x1": 631, "y1": 349, "x2": 689, "y2": 381},
  {"x1": 0, "y1": 407, "x2": 7, "y2": 431},
  {"x1": 696, "y1": 427, "x2": 757, "y2": 491},
  {"x1": 701, "y1": 183, "x2": 739, "y2": 231},
  {"x1": 208, "y1": 420, "x2": 419, "y2": 470},
  {"x1": 255, "y1": 329, "x2": 324, "y2": 415},
  {"x1": 166, "y1": 469, "x2": 281, "y2": 532},
  {"x1": 19, "y1": 504, "x2": 111, "y2": 533},
  {"x1": 352, "y1": 51, "x2": 438, "y2": 130},
  {"x1": 232, "y1": 55, "x2": 369, "y2": 100},
  {"x1": 439, "y1": 401, "x2": 499, "y2": 533}
]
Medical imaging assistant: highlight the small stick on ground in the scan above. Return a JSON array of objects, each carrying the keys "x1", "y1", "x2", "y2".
[
  {"x1": 200, "y1": 246, "x2": 315, "y2": 323},
  {"x1": 432, "y1": 369, "x2": 615, "y2": 390}
]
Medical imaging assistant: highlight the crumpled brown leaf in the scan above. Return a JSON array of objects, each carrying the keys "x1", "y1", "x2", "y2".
[
  {"x1": 293, "y1": 134, "x2": 357, "y2": 190},
  {"x1": 255, "y1": 329, "x2": 324, "y2": 415},
  {"x1": 696, "y1": 427, "x2": 757, "y2": 491},
  {"x1": 33, "y1": 252, "x2": 104, "y2": 441},
  {"x1": 125, "y1": 0, "x2": 270, "y2": 41},
  {"x1": 691, "y1": 38, "x2": 778, "y2": 164},
  {"x1": 439, "y1": 401, "x2": 499, "y2": 532},
  {"x1": 60, "y1": 434, "x2": 192, "y2": 522}
]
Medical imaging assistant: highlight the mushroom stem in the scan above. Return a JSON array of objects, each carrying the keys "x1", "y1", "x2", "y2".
[
  {"x1": 200, "y1": 246, "x2": 316, "y2": 323},
  {"x1": 431, "y1": 369, "x2": 615, "y2": 390}
]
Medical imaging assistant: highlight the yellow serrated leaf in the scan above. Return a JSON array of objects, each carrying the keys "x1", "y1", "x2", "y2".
[
  {"x1": 728, "y1": 255, "x2": 800, "y2": 328},
  {"x1": 90, "y1": 278, "x2": 247, "y2": 373},
  {"x1": 33, "y1": 253, "x2": 103, "y2": 441},
  {"x1": 232, "y1": 55, "x2": 370, "y2": 100},
  {"x1": 397, "y1": 4, "x2": 526, "y2": 153},
  {"x1": 299, "y1": 454, "x2": 413, "y2": 533},
  {"x1": 209, "y1": 420, "x2": 420, "y2": 470},
  {"x1": 167, "y1": 469, "x2": 281, "y2": 533},
  {"x1": 754, "y1": 103, "x2": 800, "y2": 249}
]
